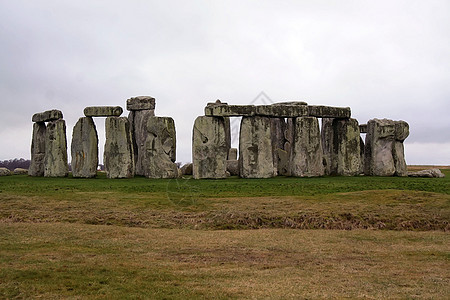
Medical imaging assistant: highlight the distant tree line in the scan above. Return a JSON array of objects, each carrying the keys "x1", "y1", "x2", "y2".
[{"x1": 0, "y1": 158, "x2": 31, "y2": 170}]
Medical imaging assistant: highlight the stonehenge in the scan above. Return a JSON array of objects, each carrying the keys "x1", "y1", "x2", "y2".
[
  {"x1": 29, "y1": 96, "x2": 413, "y2": 180},
  {"x1": 194, "y1": 101, "x2": 410, "y2": 179}
]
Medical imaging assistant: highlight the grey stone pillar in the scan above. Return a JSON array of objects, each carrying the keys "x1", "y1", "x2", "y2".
[
  {"x1": 44, "y1": 119, "x2": 69, "y2": 177},
  {"x1": 364, "y1": 119, "x2": 409, "y2": 176},
  {"x1": 128, "y1": 109, "x2": 155, "y2": 175},
  {"x1": 29, "y1": 122, "x2": 46, "y2": 176},
  {"x1": 192, "y1": 116, "x2": 229, "y2": 179},
  {"x1": 290, "y1": 117, "x2": 324, "y2": 177},
  {"x1": 239, "y1": 116, "x2": 275, "y2": 178},
  {"x1": 71, "y1": 117, "x2": 98, "y2": 178},
  {"x1": 104, "y1": 117, "x2": 134, "y2": 178},
  {"x1": 144, "y1": 116, "x2": 178, "y2": 178},
  {"x1": 321, "y1": 118, "x2": 361, "y2": 176}
]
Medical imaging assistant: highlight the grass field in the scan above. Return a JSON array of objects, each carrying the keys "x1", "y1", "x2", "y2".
[{"x1": 0, "y1": 169, "x2": 449, "y2": 298}]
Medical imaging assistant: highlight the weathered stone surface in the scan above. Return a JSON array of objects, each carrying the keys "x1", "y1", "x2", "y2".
[
  {"x1": 84, "y1": 106, "x2": 123, "y2": 117},
  {"x1": 307, "y1": 106, "x2": 351, "y2": 119},
  {"x1": 228, "y1": 148, "x2": 238, "y2": 160},
  {"x1": 321, "y1": 118, "x2": 361, "y2": 176},
  {"x1": 144, "y1": 117, "x2": 178, "y2": 179},
  {"x1": 364, "y1": 119, "x2": 409, "y2": 176},
  {"x1": 29, "y1": 122, "x2": 46, "y2": 176},
  {"x1": 290, "y1": 117, "x2": 324, "y2": 177},
  {"x1": 205, "y1": 104, "x2": 256, "y2": 117},
  {"x1": 32, "y1": 109, "x2": 63, "y2": 123},
  {"x1": 128, "y1": 110, "x2": 156, "y2": 176},
  {"x1": 239, "y1": 116, "x2": 275, "y2": 178},
  {"x1": 180, "y1": 163, "x2": 193, "y2": 175},
  {"x1": 44, "y1": 119, "x2": 69, "y2": 177},
  {"x1": 270, "y1": 118, "x2": 287, "y2": 175},
  {"x1": 71, "y1": 117, "x2": 98, "y2": 178},
  {"x1": 359, "y1": 124, "x2": 367, "y2": 133},
  {"x1": 0, "y1": 167, "x2": 11, "y2": 176},
  {"x1": 408, "y1": 168, "x2": 445, "y2": 178},
  {"x1": 13, "y1": 168, "x2": 28, "y2": 175},
  {"x1": 127, "y1": 96, "x2": 156, "y2": 111},
  {"x1": 226, "y1": 160, "x2": 239, "y2": 176},
  {"x1": 273, "y1": 101, "x2": 308, "y2": 106},
  {"x1": 193, "y1": 116, "x2": 229, "y2": 179},
  {"x1": 255, "y1": 105, "x2": 308, "y2": 117},
  {"x1": 104, "y1": 117, "x2": 134, "y2": 178},
  {"x1": 275, "y1": 148, "x2": 290, "y2": 176}
]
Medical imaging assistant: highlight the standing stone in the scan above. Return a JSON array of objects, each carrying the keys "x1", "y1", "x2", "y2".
[
  {"x1": 128, "y1": 110, "x2": 155, "y2": 175},
  {"x1": 71, "y1": 117, "x2": 98, "y2": 178},
  {"x1": 44, "y1": 119, "x2": 69, "y2": 177},
  {"x1": 239, "y1": 116, "x2": 275, "y2": 178},
  {"x1": 144, "y1": 117, "x2": 178, "y2": 179},
  {"x1": 104, "y1": 117, "x2": 134, "y2": 179},
  {"x1": 271, "y1": 118, "x2": 287, "y2": 176},
  {"x1": 364, "y1": 119, "x2": 409, "y2": 176},
  {"x1": 29, "y1": 122, "x2": 46, "y2": 176},
  {"x1": 192, "y1": 116, "x2": 229, "y2": 179},
  {"x1": 228, "y1": 148, "x2": 238, "y2": 160},
  {"x1": 321, "y1": 118, "x2": 361, "y2": 176},
  {"x1": 290, "y1": 117, "x2": 324, "y2": 177}
]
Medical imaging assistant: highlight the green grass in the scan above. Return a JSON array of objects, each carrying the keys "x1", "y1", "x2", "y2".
[{"x1": 0, "y1": 170, "x2": 449, "y2": 298}]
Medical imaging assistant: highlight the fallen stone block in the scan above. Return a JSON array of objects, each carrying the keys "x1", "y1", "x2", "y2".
[
  {"x1": 307, "y1": 105, "x2": 351, "y2": 119},
  {"x1": 13, "y1": 168, "x2": 28, "y2": 175},
  {"x1": 127, "y1": 96, "x2": 156, "y2": 111},
  {"x1": 32, "y1": 109, "x2": 63, "y2": 123},
  {"x1": 0, "y1": 167, "x2": 11, "y2": 176},
  {"x1": 408, "y1": 168, "x2": 445, "y2": 178},
  {"x1": 84, "y1": 106, "x2": 123, "y2": 117}
]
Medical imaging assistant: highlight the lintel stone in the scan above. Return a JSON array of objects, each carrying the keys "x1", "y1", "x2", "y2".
[
  {"x1": 127, "y1": 96, "x2": 156, "y2": 111},
  {"x1": 359, "y1": 124, "x2": 368, "y2": 133},
  {"x1": 205, "y1": 104, "x2": 256, "y2": 117},
  {"x1": 32, "y1": 109, "x2": 63, "y2": 123},
  {"x1": 307, "y1": 105, "x2": 351, "y2": 119},
  {"x1": 256, "y1": 104, "x2": 308, "y2": 117},
  {"x1": 84, "y1": 106, "x2": 123, "y2": 117}
]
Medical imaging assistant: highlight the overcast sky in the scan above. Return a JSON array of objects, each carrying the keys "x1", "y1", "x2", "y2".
[{"x1": 1, "y1": 0, "x2": 449, "y2": 165}]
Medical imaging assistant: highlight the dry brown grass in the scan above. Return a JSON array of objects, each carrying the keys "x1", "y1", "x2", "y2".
[
  {"x1": 1, "y1": 189, "x2": 448, "y2": 230},
  {"x1": 1, "y1": 223, "x2": 448, "y2": 299}
]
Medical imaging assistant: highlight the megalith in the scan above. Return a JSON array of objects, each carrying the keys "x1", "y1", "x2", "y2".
[
  {"x1": 71, "y1": 117, "x2": 98, "y2": 178},
  {"x1": 364, "y1": 118, "x2": 409, "y2": 176},
  {"x1": 29, "y1": 122, "x2": 46, "y2": 176},
  {"x1": 192, "y1": 116, "x2": 229, "y2": 179},
  {"x1": 44, "y1": 119, "x2": 69, "y2": 177},
  {"x1": 127, "y1": 96, "x2": 156, "y2": 176},
  {"x1": 321, "y1": 118, "x2": 361, "y2": 176},
  {"x1": 290, "y1": 117, "x2": 324, "y2": 177},
  {"x1": 271, "y1": 117, "x2": 288, "y2": 176},
  {"x1": 144, "y1": 116, "x2": 178, "y2": 178},
  {"x1": 104, "y1": 117, "x2": 134, "y2": 178},
  {"x1": 239, "y1": 116, "x2": 275, "y2": 178}
]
